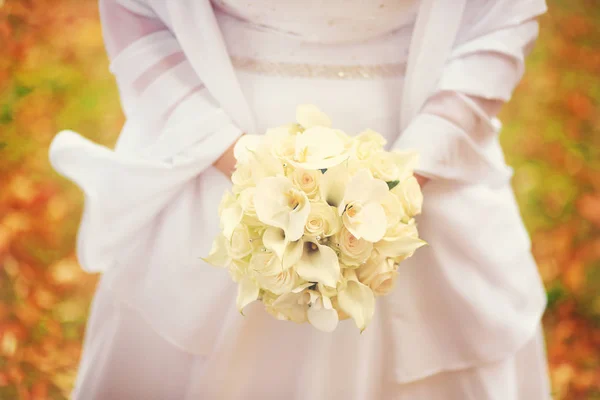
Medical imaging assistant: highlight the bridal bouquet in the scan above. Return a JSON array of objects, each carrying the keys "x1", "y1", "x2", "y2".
[{"x1": 204, "y1": 105, "x2": 425, "y2": 332}]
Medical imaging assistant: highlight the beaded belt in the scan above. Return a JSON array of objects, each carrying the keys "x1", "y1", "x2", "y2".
[{"x1": 230, "y1": 56, "x2": 407, "y2": 80}]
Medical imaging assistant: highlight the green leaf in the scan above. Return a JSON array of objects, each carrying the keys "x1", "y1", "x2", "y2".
[
  {"x1": 386, "y1": 180, "x2": 400, "y2": 190},
  {"x1": 319, "y1": 168, "x2": 327, "y2": 174}
]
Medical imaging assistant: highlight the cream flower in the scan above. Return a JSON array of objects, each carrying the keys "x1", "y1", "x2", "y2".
[
  {"x1": 296, "y1": 104, "x2": 332, "y2": 129},
  {"x1": 231, "y1": 162, "x2": 255, "y2": 193},
  {"x1": 236, "y1": 275, "x2": 259, "y2": 314},
  {"x1": 377, "y1": 219, "x2": 426, "y2": 261},
  {"x1": 262, "y1": 227, "x2": 303, "y2": 270},
  {"x1": 255, "y1": 177, "x2": 311, "y2": 241},
  {"x1": 233, "y1": 134, "x2": 262, "y2": 164},
  {"x1": 238, "y1": 187, "x2": 261, "y2": 226},
  {"x1": 380, "y1": 190, "x2": 406, "y2": 229},
  {"x1": 353, "y1": 129, "x2": 387, "y2": 161},
  {"x1": 256, "y1": 268, "x2": 301, "y2": 296},
  {"x1": 249, "y1": 250, "x2": 281, "y2": 277},
  {"x1": 304, "y1": 201, "x2": 341, "y2": 238},
  {"x1": 228, "y1": 259, "x2": 249, "y2": 283},
  {"x1": 337, "y1": 269, "x2": 375, "y2": 332},
  {"x1": 202, "y1": 234, "x2": 230, "y2": 267},
  {"x1": 265, "y1": 125, "x2": 299, "y2": 161},
  {"x1": 369, "y1": 151, "x2": 402, "y2": 182},
  {"x1": 392, "y1": 176, "x2": 423, "y2": 217},
  {"x1": 339, "y1": 169, "x2": 388, "y2": 242},
  {"x1": 356, "y1": 251, "x2": 398, "y2": 296},
  {"x1": 229, "y1": 224, "x2": 253, "y2": 260},
  {"x1": 306, "y1": 290, "x2": 339, "y2": 332},
  {"x1": 336, "y1": 227, "x2": 373, "y2": 267},
  {"x1": 271, "y1": 290, "x2": 311, "y2": 323},
  {"x1": 390, "y1": 150, "x2": 420, "y2": 182},
  {"x1": 319, "y1": 164, "x2": 350, "y2": 208},
  {"x1": 291, "y1": 127, "x2": 350, "y2": 170},
  {"x1": 291, "y1": 168, "x2": 321, "y2": 199},
  {"x1": 218, "y1": 192, "x2": 243, "y2": 240},
  {"x1": 296, "y1": 239, "x2": 341, "y2": 288}
]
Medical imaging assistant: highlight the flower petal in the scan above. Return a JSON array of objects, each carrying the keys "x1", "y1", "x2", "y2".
[
  {"x1": 307, "y1": 298, "x2": 339, "y2": 332},
  {"x1": 337, "y1": 279, "x2": 375, "y2": 332},
  {"x1": 343, "y1": 169, "x2": 389, "y2": 205},
  {"x1": 296, "y1": 241, "x2": 341, "y2": 287},
  {"x1": 262, "y1": 228, "x2": 287, "y2": 260},
  {"x1": 221, "y1": 202, "x2": 243, "y2": 240},
  {"x1": 296, "y1": 104, "x2": 332, "y2": 129},
  {"x1": 202, "y1": 234, "x2": 230, "y2": 267},
  {"x1": 233, "y1": 134, "x2": 262, "y2": 163},
  {"x1": 319, "y1": 164, "x2": 349, "y2": 207},
  {"x1": 391, "y1": 150, "x2": 420, "y2": 181},
  {"x1": 376, "y1": 235, "x2": 427, "y2": 259},
  {"x1": 344, "y1": 202, "x2": 387, "y2": 242},
  {"x1": 237, "y1": 276, "x2": 259, "y2": 314}
]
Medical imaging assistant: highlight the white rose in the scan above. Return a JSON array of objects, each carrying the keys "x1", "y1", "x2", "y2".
[
  {"x1": 392, "y1": 176, "x2": 423, "y2": 217},
  {"x1": 231, "y1": 163, "x2": 255, "y2": 193},
  {"x1": 336, "y1": 227, "x2": 373, "y2": 267},
  {"x1": 256, "y1": 268, "x2": 301, "y2": 295},
  {"x1": 228, "y1": 259, "x2": 249, "y2": 283},
  {"x1": 377, "y1": 219, "x2": 426, "y2": 262},
  {"x1": 238, "y1": 188, "x2": 261, "y2": 226},
  {"x1": 356, "y1": 252, "x2": 398, "y2": 296},
  {"x1": 266, "y1": 125, "x2": 298, "y2": 161},
  {"x1": 304, "y1": 201, "x2": 341, "y2": 238},
  {"x1": 353, "y1": 129, "x2": 387, "y2": 161},
  {"x1": 369, "y1": 151, "x2": 401, "y2": 182},
  {"x1": 380, "y1": 191, "x2": 406, "y2": 229},
  {"x1": 229, "y1": 224, "x2": 253, "y2": 260},
  {"x1": 291, "y1": 168, "x2": 321, "y2": 199},
  {"x1": 270, "y1": 290, "x2": 311, "y2": 323}
]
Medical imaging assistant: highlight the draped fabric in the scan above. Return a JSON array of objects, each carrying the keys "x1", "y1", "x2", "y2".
[{"x1": 49, "y1": 0, "x2": 549, "y2": 395}]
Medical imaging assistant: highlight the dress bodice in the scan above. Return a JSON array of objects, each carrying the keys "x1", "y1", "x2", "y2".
[{"x1": 211, "y1": 0, "x2": 420, "y2": 44}]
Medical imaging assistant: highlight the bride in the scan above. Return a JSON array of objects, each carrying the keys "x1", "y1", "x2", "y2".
[{"x1": 50, "y1": 0, "x2": 551, "y2": 398}]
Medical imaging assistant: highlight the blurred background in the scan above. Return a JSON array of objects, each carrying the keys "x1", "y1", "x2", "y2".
[{"x1": 0, "y1": 0, "x2": 599, "y2": 398}]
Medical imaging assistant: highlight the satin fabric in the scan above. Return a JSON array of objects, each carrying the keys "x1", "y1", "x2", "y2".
[{"x1": 49, "y1": 0, "x2": 551, "y2": 397}]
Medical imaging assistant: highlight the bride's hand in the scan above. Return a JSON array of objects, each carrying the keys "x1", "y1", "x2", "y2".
[
  {"x1": 415, "y1": 174, "x2": 429, "y2": 188},
  {"x1": 213, "y1": 137, "x2": 239, "y2": 178}
]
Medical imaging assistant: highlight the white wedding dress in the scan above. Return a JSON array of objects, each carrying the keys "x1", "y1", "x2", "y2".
[{"x1": 49, "y1": 0, "x2": 552, "y2": 398}]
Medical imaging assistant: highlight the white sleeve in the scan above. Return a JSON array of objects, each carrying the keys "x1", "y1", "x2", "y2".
[
  {"x1": 49, "y1": 0, "x2": 242, "y2": 273},
  {"x1": 392, "y1": 0, "x2": 547, "y2": 184}
]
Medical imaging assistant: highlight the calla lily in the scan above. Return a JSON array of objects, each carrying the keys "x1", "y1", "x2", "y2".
[
  {"x1": 237, "y1": 276, "x2": 259, "y2": 314},
  {"x1": 337, "y1": 270, "x2": 375, "y2": 332},
  {"x1": 255, "y1": 177, "x2": 311, "y2": 241},
  {"x1": 262, "y1": 227, "x2": 303, "y2": 270},
  {"x1": 319, "y1": 164, "x2": 350, "y2": 208},
  {"x1": 249, "y1": 250, "x2": 281, "y2": 276},
  {"x1": 296, "y1": 104, "x2": 332, "y2": 129},
  {"x1": 295, "y1": 239, "x2": 341, "y2": 287},
  {"x1": 291, "y1": 127, "x2": 350, "y2": 170},
  {"x1": 202, "y1": 234, "x2": 230, "y2": 267},
  {"x1": 307, "y1": 293, "x2": 339, "y2": 332},
  {"x1": 339, "y1": 169, "x2": 388, "y2": 242}
]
